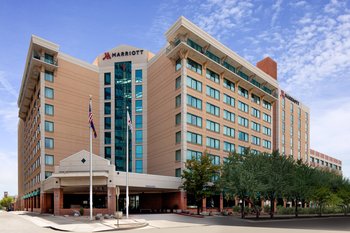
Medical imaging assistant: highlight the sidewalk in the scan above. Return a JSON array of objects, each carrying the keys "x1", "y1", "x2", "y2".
[{"x1": 11, "y1": 211, "x2": 148, "y2": 232}]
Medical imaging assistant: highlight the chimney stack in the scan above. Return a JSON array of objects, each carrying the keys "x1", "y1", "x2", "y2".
[{"x1": 256, "y1": 57, "x2": 277, "y2": 80}]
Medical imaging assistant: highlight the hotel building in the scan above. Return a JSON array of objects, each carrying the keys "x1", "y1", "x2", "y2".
[{"x1": 16, "y1": 16, "x2": 341, "y2": 214}]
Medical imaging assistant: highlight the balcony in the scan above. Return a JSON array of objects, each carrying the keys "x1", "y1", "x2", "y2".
[
  {"x1": 166, "y1": 39, "x2": 278, "y2": 100},
  {"x1": 33, "y1": 51, "x2": 58, "y2": 67}
]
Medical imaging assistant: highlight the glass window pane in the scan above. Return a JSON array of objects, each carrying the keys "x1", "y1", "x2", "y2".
[
  {"x1": 135, "y1": 85, "x2": 142, "y2": 98},
  {"x1": 104, "y1": 102, "x2": 111, "y2": 114},
  {"x1": 135, "y1": 145, "x2": 143, "y2": 158},
  {"x1": 104, "y1": 73, "x2": 111, "y2": 85},
  {"x1": 136, "y1": 100, "x2": 142, "y2": 113},
  {"x1": 135, "y1": 115, "x2": 143, "y2": 128},
  {"x1": 135, "y1": 69, "x2": 142, "y2": 83}
]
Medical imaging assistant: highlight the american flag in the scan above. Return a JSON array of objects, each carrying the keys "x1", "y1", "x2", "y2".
[
  {"x1": 127, "y1": 111, "x2": 133, "y2": 131},
  {"x1": 89, "y1": 101, "x2": 97, "y2": 138}
]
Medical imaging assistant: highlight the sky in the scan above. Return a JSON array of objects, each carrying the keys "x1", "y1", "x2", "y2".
[{"x1": 0, "y1": 0, "x2": 349, "y2": 198}]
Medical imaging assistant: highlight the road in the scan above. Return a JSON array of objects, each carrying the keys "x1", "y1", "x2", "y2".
[{"x1": 1, "y1": 210, "x2": 350, "y2": 233}]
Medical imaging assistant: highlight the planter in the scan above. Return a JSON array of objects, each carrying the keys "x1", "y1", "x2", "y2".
[{"x1": 114, "y1": 211, "x2": 123, "y2": 219}]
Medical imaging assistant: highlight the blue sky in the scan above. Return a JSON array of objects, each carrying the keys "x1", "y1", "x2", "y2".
[{"x1": 1, "y1": 0, "x2": 350, "y2": 198}]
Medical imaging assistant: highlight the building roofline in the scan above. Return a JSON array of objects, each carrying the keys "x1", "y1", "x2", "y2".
[{"x1": 165, "y1": 16, "x2": 279, "y2": 88}]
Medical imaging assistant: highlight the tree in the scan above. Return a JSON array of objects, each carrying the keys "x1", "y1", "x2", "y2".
[
  {"x1": 0, "y1": 196, "x2": 14, "y2": 210},
  {"x1": 286, "y1": 160, "x2": 314, "y2": 217},
  {"x1": 180, "y1": 151, "x2": 220, "y2": 215},
  {"x1": 220, "y1": 149, "x2": 263, "y2": 218},
  {"x1": 337, "y1": 178, "x2": 350, "y2": 215},
  {"x1": 260, "y1": 151, "x2": 294, "y2": 218}
]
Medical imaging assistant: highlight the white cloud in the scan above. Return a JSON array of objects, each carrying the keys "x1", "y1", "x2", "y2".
[
  {"x1": 0, "y1": 71, "x2": 18, "y2": 98},
  {"x1": 193, "y1": 0, "x2": 255, "y2": 40},
  {"x1": 324, "y1": 0, "x2": 346, "y2": 14},
  {"x1": 310, "y1": 97, "x2": 350, "y2": 178},
  {"x1": 0, "y1": 100, "x2": 18, "y2": 134},
  {"x1": 0, "y1": 150, "x2": 17, "y2": 198},
  {"x1": 271, "y1": 0, "x2": 283, "y2": 27}
]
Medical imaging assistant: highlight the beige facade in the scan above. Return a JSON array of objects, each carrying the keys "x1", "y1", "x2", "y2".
[
  {"x1": 17, "y1": 36, "x2": 100, "y2": 210},
  {"x1": 148, "y1": 17, "x2": 278, "y2": 177},
  {"x1": 310, "y1": 149, "x2": 342, "y2": 174},
  {"x1": 278, "y1": 89, "x2": 310, "y2": 162}
]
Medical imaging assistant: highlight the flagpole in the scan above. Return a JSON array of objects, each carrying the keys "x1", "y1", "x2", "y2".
[
  {"x1": 126, "y1": 106, "x2": 129, "y2": 219},
  {"x1": 89, "y1": 95, "x2": 93, "y2": 221}
]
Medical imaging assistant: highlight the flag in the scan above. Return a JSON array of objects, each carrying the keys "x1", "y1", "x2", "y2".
[
  {"x1": 127, "y1": 111, "x2": 133, "y2": 131},
  {"x1": 89, "y1": 101, "x2": 97, "y2": 138}
]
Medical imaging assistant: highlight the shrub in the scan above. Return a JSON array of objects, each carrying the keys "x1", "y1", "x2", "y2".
[{"x1": 232, "y1": 206, "x2": 240, "y2": 213}]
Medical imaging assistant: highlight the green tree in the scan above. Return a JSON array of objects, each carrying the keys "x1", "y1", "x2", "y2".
[
  {"x1": 260, "y1": 151, "x2": 294, "y2": 218},
  {"x1": 335, "y1": 178, "x2": 350, "y2": 215},
  {"x1": 0, "y1": 196, "x2": 14, "y2": 210},
  {"x1": 220, "y1": 149, "x2": 263, "y2": 218},
  {"x1": 180, "y1": 152, "x2": 219, "y2": 215}
]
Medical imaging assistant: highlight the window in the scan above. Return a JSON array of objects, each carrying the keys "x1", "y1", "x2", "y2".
[
  {"x1": 175, "y1": 94, "x2": 181, "y2": 107},
  {"x1": 135, "y1": 145, "x2": 143, "y2": 159},
  {"x1": 187, "y1": 58, "x2": 202, "y2": 74},
  {"x1": 45, "y1": 137, "x2": 54, "y2": 149},
  {"x1": 104, "y1": 73, "x2": 111, "y2": 85},
  {"x1": 45, "y1": 87, "x2": 54, "y2": 99},
  {"x1": 209, "y1": 154, "x2": 220, "y2": 165},
  {"x1": 135, "y1": 160, "x2": 143, "y2": 173},
  {"x1": 223, "y1": 110, "x2": 235, "y2": 122},
  {"x1": 223, "y1": 126, "x2": 235, "y2": 138},
  {"x1": 263, "y1": 126, "x2": 271, "y2": 136},
  {"x1": 223, "y1": 78, "x2": 235, "y2": 91},
  {"x1": 45, "y1": 71, "x2": 54, "y2": 82},
  {"x1": 223, "y1": 94, "x2": 235, "y2": 107},
  {"x1": 238, "y1": 86, "x2": 248, "y2": 98},
  {"x1": 105, "y1": 147, "x2": 111, "y2": 159},
  {"x1": 238, "y1": 116, "x2": 249, "y2": 128},
  {"x1": 251, "y1": 121, "x2": 260, "y2": 132},
  {"x1": 206, "y1": 68, "x2": 220, "y2": 83},
  {"x1": 135, "y1": 69, "x2": 142, "y2": 83},
  {"x1": 206, "y1": 85, "x2": 220, "y2": 100},
  {"x1": 176, "y1": 59, "x2": 182, "y2": 71},
  {"x1": 135, "y1": 85, "x2": 142, "y2": 98},
  {"x1": 206, "y1": 119, "x2": 220, "y2": 133},
  {"x1": 187, "y1": 150, "x2": 202, "y2": 160},
  {"x1": 187, "y1": 95, "x2": 202, "y2": 110},
  {"x1": 251, "y1": 107, "x2": 260, "y2": 118},
  {"x1": 238, "y1": 101, "x2": 249, "y2": 113},
  {"x1": 45, "y1": 154, "x2": 54, "y2": 165},
  {"x1": 290, "y1": 103, "x2": 294, "y2": 112},
  {"x1": 251, "y1": 135, "x2": 261, "y2": 145},
  {"x1": 205, "y1": 50, "x2": 220, "y2": 63},
  {"x1": 263, "y1": 100, "x2": 271, "y2": 110},
  {"x1": 135, "y1": 130, "x2": 143, "y2": 143},
  {"x1": 104, "y1": 87, "x2": 111, "y2": 100},
  {"x1": 135, "y1": 115, "x2": 142, "y2": 128},
  {"x1": 44, "y1": 53, "x2": 54, "y2": 64},
  {"x1": 206, "y1": 102, "x2": 220, "y2": 116},
  {"x1": 175, "y1": 76, "x2": 181, "y2": 89},
  {"x1": 263, "y1": 140, "x2": 272, "y2": 149},
  {"x1": 45, "y1": 171, "x2": 53, "y2": 179},
  {"x1": 104, "y1": 102, "x2": 111, "y2": 114},
  {"x1": 251, "y1": 93, "x2": 260, "y2": 104},
  {"x1": 187, "y1": 76, "x2": 202, "y2": 92},
  {"x1": 175, "y1": 113, "x2": 181, "y2": 125},
  {"x1": 104, "y1": 117, "x2": 111, "y2": 129},
  {"x1": 104, "y1": 132, "x2": 111, "y2": 144},
  {"x1": 224, "y1": 141, "x2": 235, "y2": 152},
  {"x1": 136, "y1": 100, "x2": 142, "y2": 112},
  {"x1": 238, "y1": 146, "x2": 246, "y2": 155},
  {"x1": 206, "y1": 137, "x2": 220, "y2": 149},
  {"x1": 187, "y1": 39, "x2": 203, "y2": 52},
  {"x1": 282, "y1": 110, "x2": 285, "y2": 121},
  {"x1": 175, "y1": 150, "x2": 181, "y2": 161},
  {"x1": 238, "y1": 131, "x2": 249, "y2": 142},
  {"x1": 45, "y1": 121, "x2": 54, "y2": 132},
  {"x1": 223, "y1": 61, "x2": 236, "y2": 73},
  {"x1": 251, "y1": 79, "x2": 261, "y2": 88},
  {"x1": 263, "y1": 113, "x2": 271, "y2": 123},
  {"x1": 187, "y1": 113, "x2": 202, "y2": 127},
  {"x1": 45, "y1": 104, "x2": 54, "y2": 115},
  {"x1": 187, "y1": 131, "x2": 202, "y2": 145},
  {"x1": 175, "y1": 168, "x2": 181, "y2": 177},
  {"x1": 176, "y1": 131, "x2": 181, "y2": 144}
]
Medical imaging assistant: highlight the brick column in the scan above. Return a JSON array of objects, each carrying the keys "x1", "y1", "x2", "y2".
[
  {"x1": 202, "y1": 198, "x2": 206, "y2": 212},
  {"x1": 235, "y1": 197, "x2": 239, "y2": 206},
  {"x1": 283, "y1": 199, "x2": 287, "y2": 208},
  {"x1": 30, "y1": 197, "x2": 33, "y2": 212},
  {"x1": 40, "y1": 193, "x2": 46, "y2": 213},
  {"x1": 179, "y1": 191, "x2": 187, "y2": 210},
  {"x1": 219, "y1": 193, "x2": 223, "y2": 211},
  {"x1": 54, "y1": 188, "x2": 63, "y2": 216},
  {"x1": 261, "y1": 199, "x2": 264, "y2": 212},
  {"x1": 274, "y1": 199, "x2": 277, "y2": 213},
  {"x1": 107, "y1": 187, "x2": 116, "y2": 214}
]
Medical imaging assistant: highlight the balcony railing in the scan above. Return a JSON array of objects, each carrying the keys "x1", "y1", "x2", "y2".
[{"x1": 33, "y1": 51, "x2": 58, "y2": 66}]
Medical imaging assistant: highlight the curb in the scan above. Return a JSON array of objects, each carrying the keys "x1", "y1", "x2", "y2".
[{"x1": 95, "y1": 222, "x2": 149, "y2": 232}]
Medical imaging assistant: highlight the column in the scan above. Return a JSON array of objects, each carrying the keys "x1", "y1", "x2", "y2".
[
  {"x1": 235, "y1": 197, "x2": 239, "y2": 206},
  {"x1": 283, "y1": 199, "x2": 287, "y2": 208},
  {"x1": 202, "y1": 198, "x2": 206, "y2": 212},
  {"x1": 274, "y1": 200, "x2": 277, "y2": 213},
  {"x1": 53, "y1": 188, "x2": 63, "y2": 216},
  {"x1": 219, "y1": 193, "x2": 223, "y2": 211},
  {"x1": 30, "y1": 197, "x2": 33, "y2": 212},
  {"x1": 107, "y1": 187, "x2": 116, "y2": 214},
  {"x1": 261, "y1": 199, "x2": 264, "y2": 212}
]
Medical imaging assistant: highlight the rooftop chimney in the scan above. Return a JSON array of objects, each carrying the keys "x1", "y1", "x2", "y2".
[{"x1": 256, "y1": 57, "x2": 277, "y2": 80}]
